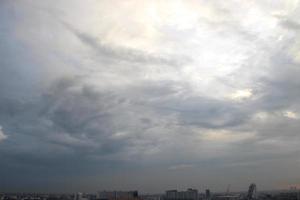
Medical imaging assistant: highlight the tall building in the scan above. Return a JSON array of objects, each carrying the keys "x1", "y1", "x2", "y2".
[
  {"x1": 186, "y1": 189, "x2": 198, "y2": 200},
  {"x1": 98, "y1": 191, "x2": 139, "y2": 200},
  {"x1": 166, "y1": 190, "x2": 178, "y2": 200},
  {"x1": 165, "y1": 189, "x2": 198, "y2": 200},
  {"x1": 205, "y1": 190, "x2": 211, "y2": 200}
]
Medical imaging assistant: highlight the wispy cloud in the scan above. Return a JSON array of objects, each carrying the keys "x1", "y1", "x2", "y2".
[
  {"x1": 0, "y1": 126, "x2": 8, "y2": 142},
  {"x1": 168, "y1": 164, "x2": 195, "y2": 170}
]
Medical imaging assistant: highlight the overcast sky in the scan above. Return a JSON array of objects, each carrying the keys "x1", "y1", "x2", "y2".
[{"x1": 1, "y1": 0, "x2": 300, "y2": 194}]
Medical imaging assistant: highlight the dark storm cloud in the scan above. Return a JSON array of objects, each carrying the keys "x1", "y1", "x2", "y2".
[
  {"x1": 0, "y1": 77, "x2": 154, "y2": 191},
  {"x1": 0, "y1": 75, "x2": 258, "y2": 191},
  {"x1": 0, "y1": 75, "x2": 180, "y2": 184},
  {"x1": 0, "y1": 78, "x2": 120, "y2": 157}
]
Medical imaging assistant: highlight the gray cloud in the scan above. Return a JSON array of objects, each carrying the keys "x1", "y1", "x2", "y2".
[
  {"x1": 280, "y1": 19, "x2": 300, "y2": 30},
  {"x1": 1, "y1": 0, "x2": 300, "y2": 193}
]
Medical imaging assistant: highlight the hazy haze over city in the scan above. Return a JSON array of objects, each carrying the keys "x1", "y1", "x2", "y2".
[{"x1": 1, "y1": 0, "x2": 300, "y2": 193}]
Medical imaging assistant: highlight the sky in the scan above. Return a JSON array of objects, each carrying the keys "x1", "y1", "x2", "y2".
[{"x1": 1, "y1": 0, "x2": 300, "y2": 194}]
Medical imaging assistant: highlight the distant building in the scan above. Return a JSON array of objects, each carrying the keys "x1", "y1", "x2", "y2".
[
  {"x1": 275, "y1": 192, "x2": 300, "y2": 200},
  {"x1": 165, "y1": 189, "x2": 198, "y2": 200},
  {"x1": 166, "y1": 191, "x2": 178, "y2": 200},
  {"x1": 98, "y1": 191, "x2": 139, "y2": 200},
  {"x1": 213, "y1": 195, "x2": 239, "y2": 200},
  {"x1": 140, "y1": 194, "x2": 162, "y2": 200},
  {"x1": 205, "y1": 190, "x2": 211, "y2": 200},
  {"x1": 74, "y1": 193, "x2": 89, "y2": 200}
]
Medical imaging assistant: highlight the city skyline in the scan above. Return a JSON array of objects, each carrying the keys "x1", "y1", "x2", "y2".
[{"x1": 1, "y1": 0, "x2": 300, "y2": 193}]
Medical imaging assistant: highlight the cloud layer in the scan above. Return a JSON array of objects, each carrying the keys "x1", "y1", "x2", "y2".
[{"x1": 1, "y1": 0, "x2": 300, "y2": 193}]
